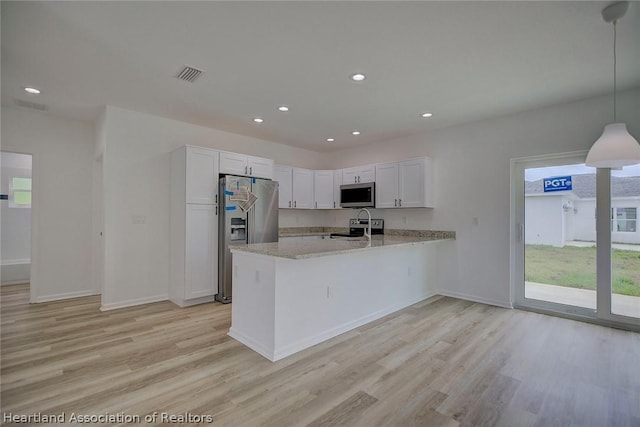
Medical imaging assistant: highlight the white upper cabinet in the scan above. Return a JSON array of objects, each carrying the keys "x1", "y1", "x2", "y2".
[
  {"x1": 292, "y1": 168, "x2": 314, "y2": 209},
  {"x1": 275, "y1": 165, "x2": 314, "y2": 209},
  {"x1": 247, "y1": 155, "x2": 274, "y2": 179},
  {"x1": 375, "y1": 157, "x2": 433, "y2": 208},
  {"x1": 343, "y1": 165, "x2": 375, "y2": 184},
  {"x1": 274, "y1": 165, "x2": 293, "y2": 208},
  {"x1": 375, "y1": 162, "x2": 399, "y2": 208},
  {"x1": 333, "y1": 169, "x2": 343, "y2": 209},
  {"x1": 314, "y1": 170, "x2": 334, "y2": 209},
  {"x1": 219, "y1": 151, "x2": 247, "y2": 176},
  {"x1": 219, "y1": 151, "x2": 273, "y2": 179},
  {"x1": 177, "y1": 146, "x2": 219, "y2": 205},
  {"x1": 399, "y1": 157, "x2": 433, "y2": 208}
]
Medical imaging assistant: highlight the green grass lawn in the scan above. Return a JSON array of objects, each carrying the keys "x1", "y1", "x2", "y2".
[{"x1": 525, "y1": 244, "x2": 640, "y2": 297}]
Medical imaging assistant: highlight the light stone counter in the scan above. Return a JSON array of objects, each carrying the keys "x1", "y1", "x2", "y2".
[{"x1": 233, "y1": 234, "x2": 454, "y2": 260}]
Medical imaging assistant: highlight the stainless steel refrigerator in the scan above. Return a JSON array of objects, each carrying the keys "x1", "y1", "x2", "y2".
[{"x1": 217, "y1": 175, "x2": 279, "y2": 303}]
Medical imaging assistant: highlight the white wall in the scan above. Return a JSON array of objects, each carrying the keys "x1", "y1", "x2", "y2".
[
  {"x1": 100, "y1": 106, "x2": 324, "y2": 309},
  {"x1": 319, "y1": 88, "x2": 640, "y2": 307},
  {"x1": 1, "y1": 107, "x2": 95, "y2": 301}
]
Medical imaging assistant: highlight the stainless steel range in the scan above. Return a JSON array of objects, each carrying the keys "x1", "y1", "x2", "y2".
[{"x1": 330, "y1": 218, "x2": 384, "y2": 239}]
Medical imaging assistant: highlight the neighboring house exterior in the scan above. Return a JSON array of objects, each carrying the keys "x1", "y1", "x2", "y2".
[{"x1": 525, "y1": 174, "x2": 640, "y2": 246}]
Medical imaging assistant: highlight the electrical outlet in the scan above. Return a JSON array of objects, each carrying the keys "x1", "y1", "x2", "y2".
[{"x1": 132, "y1": 215, "x2": 146, "y2": 224}]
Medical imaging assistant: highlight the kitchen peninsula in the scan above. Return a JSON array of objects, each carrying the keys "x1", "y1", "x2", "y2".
[{"x1": 228, "y1": 231, "x2": 455, "y2": 361}]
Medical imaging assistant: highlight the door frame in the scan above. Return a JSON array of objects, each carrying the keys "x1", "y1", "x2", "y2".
[{"x1": 510, "y1": 151, "x2": 640, "y2": 330}]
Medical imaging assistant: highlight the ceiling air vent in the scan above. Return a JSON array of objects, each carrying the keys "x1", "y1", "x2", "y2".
[
  {"x1": 175, "y1": 65, "x2": 204, "y2": 83},
  {"x1": 14, "y1": 99, "x2": 48, "y2": 111}
]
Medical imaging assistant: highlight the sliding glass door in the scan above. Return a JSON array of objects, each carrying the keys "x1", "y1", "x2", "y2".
[{"x1": 512, "y1": 153, "x2": 640, "y2": 328}]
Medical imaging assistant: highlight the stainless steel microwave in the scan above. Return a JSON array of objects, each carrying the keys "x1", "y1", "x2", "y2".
[{"x1": 340, "y1": 182, "x2": 375, "y2": 208}]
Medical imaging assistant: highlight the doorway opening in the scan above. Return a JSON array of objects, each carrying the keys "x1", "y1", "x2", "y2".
[
  {"x1": 1, "y1": 152, "x2": 33, "y2": 290},
  {"x1": 512, "y1": 152, "x2": 640, "y2": 329}
]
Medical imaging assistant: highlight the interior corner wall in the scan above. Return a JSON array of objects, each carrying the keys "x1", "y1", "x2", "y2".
[
  {"x1": 100, "y1": 106, "x2": 323, "y2": 309},
  {"x1": 320, "y1": 88, "x2": 640, "y2": 307},
  {"x1": 1, "y1": 107, "x2": 95, "y2": 301}
]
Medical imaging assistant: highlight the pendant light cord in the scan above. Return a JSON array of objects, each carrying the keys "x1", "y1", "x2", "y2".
[{"x1": 613, "y1": 20, "x2": 617, "y2": 122}]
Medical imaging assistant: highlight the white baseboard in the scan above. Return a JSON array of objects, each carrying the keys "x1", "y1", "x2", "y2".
[
  {"x1": 0, "y1": 280, "x2": 30, "y2": 286},
  {"x1": 169, "y1": 295, "x2": 217, "y2": 308},
  {"x1": 33, "y1": 289, "x2": 98, "y2": 303},
  {"x1": 437, "y1": 289, "x2": 512, "y2": 309},
  {"x1": 1, "y1": 261, "x2": 31, "y2": 285},
  {"x1": 100, "y1": 294, "x2": 168, "y2": 311},
  {"x1": 228, "y1": 328, "x2": 276, "y2": 361}
]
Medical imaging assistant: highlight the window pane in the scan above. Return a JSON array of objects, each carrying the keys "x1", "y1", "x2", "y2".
[
  {"x1": 12, "y1": 177, "x2": 32, "y2": 191},
  {"x1": 13, "y1": 191, "x2": 31, "y2": 206}
]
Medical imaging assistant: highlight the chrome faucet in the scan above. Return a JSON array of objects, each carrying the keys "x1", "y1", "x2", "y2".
[{"x1": 357, "y1": 208, "x2": 372, "y2": 243}]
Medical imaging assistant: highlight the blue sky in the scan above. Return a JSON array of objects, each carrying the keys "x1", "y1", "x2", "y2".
[{"x1": 525, "y1": 164, "x2": 640, "y2": 182}]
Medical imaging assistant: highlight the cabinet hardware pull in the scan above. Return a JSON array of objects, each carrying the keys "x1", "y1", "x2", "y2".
[
  {"x1": 394, "y1": 199, "x2": 397, "y2": 207},
  {"x1": 215, "y1": 194, "x2": 218, "y2": 204},
  {"x1": 250, "y1": 166, "x2": 252, "y2": 175},
  {"x1": 289, "y1": 201, "x2": 291, "y2": 208},
  {"x1": 399, "y1": 199, "x2": 402, "y2": 206},
  {"x1": 215, "y1": 206, "x2": 218, "y2": 215},
  {"x1": 315, "y1": 201, "x2": 317, "y2": 208}
]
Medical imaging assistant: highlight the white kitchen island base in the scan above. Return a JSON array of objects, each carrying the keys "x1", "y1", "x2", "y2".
[{"x1": 229, "y1": 238, "x2": 448, "y2": 361}]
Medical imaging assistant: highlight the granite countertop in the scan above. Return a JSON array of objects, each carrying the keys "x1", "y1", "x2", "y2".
[
  {"x1": 233, "y1": 232, "x2": 455, "y2": 260},
  {"x1": 279, "y1": 227, "x2": 346, "y2": 237}
]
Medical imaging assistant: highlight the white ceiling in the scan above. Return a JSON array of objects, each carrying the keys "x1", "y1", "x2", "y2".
[{"x1": 2, "y1": 1, "x2": 639, "y2": 152}]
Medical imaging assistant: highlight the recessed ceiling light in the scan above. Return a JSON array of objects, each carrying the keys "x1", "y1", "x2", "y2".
[
  {"x1": 421, "y1": 112, "x2": 433, "y2": 118},
  {"x1": 352, "y1": 131, "x2": 361, "y2": 136},
  {"x1": 253, "y1": 117, "x2": 264, "y2": 123},
  {"x1": 326, "y1": 138, "x2": 335, "y2": 142},
  {"x1": 277, "y1": 106, "x2": 289, "y2": 112},
  {"x1": 24, "y1": 87, "x2": 41, "y2": 95},
  {"x1": 350, "y1": 73, "x2": 366, "y2": 82}
]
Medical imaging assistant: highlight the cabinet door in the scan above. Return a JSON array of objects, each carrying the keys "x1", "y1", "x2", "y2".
[
  {"x1": 314, "y1": 170, "x2": 334, "y2": 209},
  {"x1": 342, "y1": 167, "x2": 359, "y2": 184},
  {"x1": 358, "y1": 165, "x2": 376, "y2": 183},
  {"x1": 185, "y1": 204, "x2": 217, "y2": 299},
  {"x1": 333, "y1": 169, "x2": 343, "y2": 209},
  {"x1": 274, "y1": 165, "x2": 293, "y2": 208},
  {"x1": 220, "y1": 152, "x2": 248, "y2": 176},
  {"x1": 247, "y1": 156, "x2": 274, "y2": 179},
  {"x1": 292, "y1": 168, "x2": 314, "y2": 209},
  {"x1": 399, "y1": 157, "x2": 433, "y2": 208},
  {"x1": 375, "y1": 162, "x2": 399, "y2": 208},
  {"x1": 186, "y1": 147, "x2": 219, "y2": 204}
]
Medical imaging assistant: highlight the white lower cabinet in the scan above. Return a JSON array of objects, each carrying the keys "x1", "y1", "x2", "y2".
[{"x1": 185, "y1": 204, "x2": 218, "y2": 299}]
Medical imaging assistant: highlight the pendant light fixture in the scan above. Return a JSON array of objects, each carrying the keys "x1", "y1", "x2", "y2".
[{"x1": 585, "y1": 1, "x2": 640, "y2": 169}]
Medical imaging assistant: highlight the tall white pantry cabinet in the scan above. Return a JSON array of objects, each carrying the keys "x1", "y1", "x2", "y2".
[{"x1": 170, "y1": 146, "x2": 219, "y2": 307}]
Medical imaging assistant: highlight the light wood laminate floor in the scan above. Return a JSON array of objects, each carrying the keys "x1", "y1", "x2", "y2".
[{"x1": 1, "y1": 284, "x2": 638, "y2": 426}]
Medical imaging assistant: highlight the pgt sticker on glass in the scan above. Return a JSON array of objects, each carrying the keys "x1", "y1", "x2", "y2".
[{"x1": 543, "y1": 176, "x2": 572, "y2": 192}]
